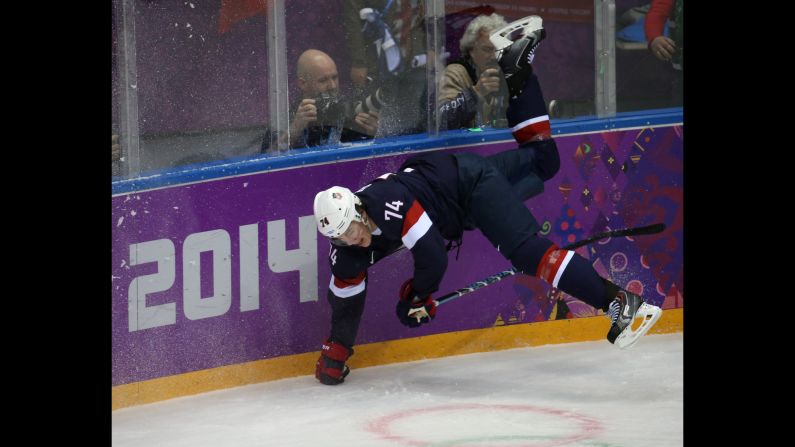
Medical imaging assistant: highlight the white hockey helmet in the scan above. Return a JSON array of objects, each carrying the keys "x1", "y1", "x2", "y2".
[{"x1": 313, "y1": 186, "x2": 363, "y2": 238}]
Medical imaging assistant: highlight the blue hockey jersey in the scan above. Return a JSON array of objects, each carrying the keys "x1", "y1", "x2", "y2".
[{"x1": 324, "y1": 152, "x2": 464, "y2": 347}]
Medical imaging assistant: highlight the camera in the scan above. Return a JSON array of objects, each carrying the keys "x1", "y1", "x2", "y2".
[
  {"x1": 354, "y1": 86, "x2": 391, "y2": 116},
  {"x1": 314, "y1": 92, "x2": 350, "y2": 126},
  {"x1": 352, "y1": 75, "x2": 400, "y2": 116}
]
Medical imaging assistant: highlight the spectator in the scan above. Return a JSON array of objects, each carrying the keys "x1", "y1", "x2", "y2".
[
  {"x1": 112, "y1": 133, "x2": 122, "y2": 177},
  {"x1": 341, "y1": 1, "x2": 432, "y2": 138},
  {"x1": 343, "y1": 0, "x2": 428, "y2": 88},
  {"x1": 265, "y1": 49, "x2": 380, "y2": 151},
  {"x1": 644, "y1": 0, "x2": 682, "y2": 69},
  {"x1": 644, "y1": 0, "x2": 682, "y2": 107},
  {"x1": 437, "y1": 13, "x2": 510, "y2": 129},
  {"x1": 112, "y1": 134, "x2": 121, "y2": 163}
]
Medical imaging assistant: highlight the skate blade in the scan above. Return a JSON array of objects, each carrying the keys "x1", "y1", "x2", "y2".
[
  {"x1": 490, "y1": 15, "x2": 544, "y2": 54},
  {"x1": 614, "y1": 303, "x2": 663, "y2": 349}
]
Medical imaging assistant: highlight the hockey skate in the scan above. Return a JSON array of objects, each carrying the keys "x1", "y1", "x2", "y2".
[
  {"x1": 490, "y1": 15, "x2": 546, "y2": 98},
  {"x1": 606, "y1": 289, "x2": 662, "y2": 349}
]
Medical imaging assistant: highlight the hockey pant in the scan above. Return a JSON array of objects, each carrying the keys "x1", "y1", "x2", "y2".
[{"x1": 454, "y1": 150, "x2": 610, "y2": 311}]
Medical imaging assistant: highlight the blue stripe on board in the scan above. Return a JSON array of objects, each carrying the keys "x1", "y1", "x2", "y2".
[{"x1": 112, "y1": 108, "x2": 682, "y2": 195}]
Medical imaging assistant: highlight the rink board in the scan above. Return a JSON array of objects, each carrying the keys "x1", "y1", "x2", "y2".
[
  {"x1": 112, "y1": 125, "x2": 683, "y2": 409},
  {"x1": 113, "y1": 308, "x2": 682, "y2": 409}
]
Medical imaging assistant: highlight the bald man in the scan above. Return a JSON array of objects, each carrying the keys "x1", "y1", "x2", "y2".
[{"x1": 288, "y1": 49, "x2": 380, "y2": 148}]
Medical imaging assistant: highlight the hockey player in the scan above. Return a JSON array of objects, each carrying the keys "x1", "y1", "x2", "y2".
[{"x1": 312, "y1": 17, "x2": 662, "y2": 385}]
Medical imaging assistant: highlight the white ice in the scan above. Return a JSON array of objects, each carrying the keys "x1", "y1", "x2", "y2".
[{"x1": 112, "y1": 332, "x2": 683, "y2": 447}]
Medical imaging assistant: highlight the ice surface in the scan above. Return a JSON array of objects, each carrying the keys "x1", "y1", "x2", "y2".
[{"x1": 113, "y1": 332, "x2": 683, "y2": 447}]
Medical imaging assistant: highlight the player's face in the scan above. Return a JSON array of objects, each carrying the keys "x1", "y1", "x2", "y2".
[{"x1": 337, "y1": 221, "x2": 372, "y2": 247}]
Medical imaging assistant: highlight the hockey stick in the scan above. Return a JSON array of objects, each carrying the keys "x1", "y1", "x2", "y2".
[
  {"x1": 431, "y1": 222, "x2": 666, "y2": 308},
  {"x1": 557, "y1": 222, "x2": 665, "y2": 251}
]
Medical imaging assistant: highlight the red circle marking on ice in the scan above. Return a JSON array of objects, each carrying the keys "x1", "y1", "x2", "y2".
[{"x1": 364, "y1": 403, "x2": 604, "y2": 447}]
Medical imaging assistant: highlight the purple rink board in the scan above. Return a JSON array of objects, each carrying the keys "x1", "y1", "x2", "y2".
[{"x1": 112, "y1": 126, "x2": 683, "y2": 386}]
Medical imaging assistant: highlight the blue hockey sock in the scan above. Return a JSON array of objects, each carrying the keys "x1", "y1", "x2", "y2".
[
  {"x1": 506, "y1": 73, "x2": 550, "y2": 144},
  {"x1": 510, "y1": 235, "x2": 611, "y2": 311}
]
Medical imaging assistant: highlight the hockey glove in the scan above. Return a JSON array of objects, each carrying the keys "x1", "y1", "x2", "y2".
[
  {"x1": 315, "y1": 339, "x2": 353, "y2": 385},
  {"x1": 395, "y1": 278, "x2": 437, "y2": 328}
]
